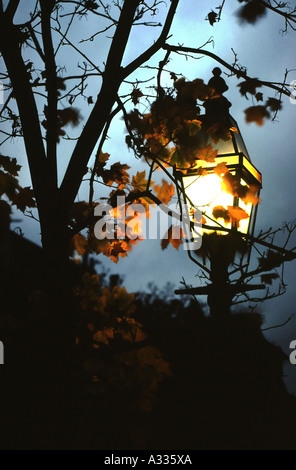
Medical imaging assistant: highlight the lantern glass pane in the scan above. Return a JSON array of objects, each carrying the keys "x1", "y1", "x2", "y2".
[
  {"x1": 237, "y1": 178, "x2": 256, "y2": 235},
  {"x1": 208, "y1": 136, "x2": 236, "y2": 155},
  {"x1": 183, "y1": 173, "x2": 234, "y2": 235}
]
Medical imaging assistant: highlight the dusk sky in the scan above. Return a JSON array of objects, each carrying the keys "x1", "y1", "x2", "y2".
[{"x1": 2, "y1": 0, "x2": 296, "y2": 392}]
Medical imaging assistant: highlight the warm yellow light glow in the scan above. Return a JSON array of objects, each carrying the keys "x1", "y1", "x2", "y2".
[
  {"x1": 192, "y1": 155, "x2": 240, "y2": 171},
  {"x1": 237, "y1": 178, "x2": 253, "y2": 235},
  {"x1": 183, "y1": 173, "x2": 234, "y2": 235},
  {"x1": 183, "y1": 173, "x2": 256, "y2": 236}
]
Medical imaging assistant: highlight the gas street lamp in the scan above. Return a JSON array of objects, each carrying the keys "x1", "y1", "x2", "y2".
[{"x1": 175, "y1": 69, "x2": 264, "y2": 317}]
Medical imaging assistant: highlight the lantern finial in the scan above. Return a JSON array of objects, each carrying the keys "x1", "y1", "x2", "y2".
[
  {"x1": 208, "y1": 67, "x2": 229, "y2": 95},
  {"x1": 203, "y1": 68, "x2": 232, "y2": 125}
]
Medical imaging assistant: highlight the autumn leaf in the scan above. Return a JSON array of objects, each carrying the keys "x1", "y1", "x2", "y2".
[
  {"x1": 238, "y1": 78, "x2": 261, "y2": 98},
  {"x1": 214, "y1": 161, "x2": 229, "y2": 177},
  {"x1": 145, "y1": 134, "x2": 170, "y2": 159},
  {"x1": 98, "y1": 151, "x2": 110, "y2": 165},
  {"x1": 102, "y1": 162, "x2": 130, "y2": 189},
  {"x1": 12, "y1": 187, "x2": 36, "y2": 212},
  {"x1": 242, "y1": 185, "x2": 260, "y2": 204},
  {"x1": 236, "y1": 0, "x2": 267, "y2": 24},
  {"x1": 261, "y1": 273, "x2": 279, "y2": 285},
  {"x1": 161, "y1": 225, "x2": 184, "y2": 250},
  {"x1": 244, "y1": 105, "x2": 270, "y2": 125},
  {"x1": 169, "y1": 147, "x2": 189, "y2": 168},
  {"x1": 212, "y1": 205, "x2": 231, "y2": 224},
  {"x1": 188, "y1": 119, "x2": 202, "y2": 137},
  {"x1": 83, "y1": 0, "x2": 99, "y2": 11},
  {"x1": 0, "y1": 171, "x2": 19, "y2": 199},
  {"x1": 93, "y1": 328, "x2": 114, "y2": 345},
  {"x1": 154, "y1": 179, "x2": 175, "y2": 205},
  {"x1": 131, "y1": 170, "x2": 153, "y2": 192},
  {"x1": 175, "y1": 77, "x2": 211, "y2": 102},
  {"x1": 89, "y1": 237, "x2": 110, "y2": 256},
  {"x1": 71, "y1": 233, "x2": 88, "y2": 256},
  {"x1": 258, "y1": 250, "x2": 287, "y2": 271},
  {"x1": 207, "y1": 122, "x2": 233, "y2": 144},
  {"x1": 0, "y1": 155, "x2": 21, "y2": 176},
  {"x1": 265, "y1": 97, "x2": 282, "y2": 112},
  {"x1": 207, "y1": 10, "x2": 218, "y2": 26},
  {"x1": 212, "y1": 205, "x2": 249, "y2": 226},
  {"x1": 94, "y1": 151, "x2": 110, "y2": 177},
  {"x1": 227, "y1": 205, "x2": 249, "y2": 225},
  {"x1": 131, "y1": 88, "x2": 143, "y2": 105},
  {"x1": 170, "y1": 71, "x2": 178, "y2": 81},
  {"x1": 255, "y1": 92, "x2": 263, "y2": 102},
  {"x1": 197, "y1": 145, "x2": 218, "y2": 163},
  {"x1": 58, "y1": 107, "x2": 82, "y2": 127},
  {"x1": 102, "y1": 285, "x2": 136, "y2": 316},
  {"x1": 109, "y1": 240, "x2": 128, "y2": 263},
  {"x1": 117, "y1": 317, "x2": 147, "y2": 343}
]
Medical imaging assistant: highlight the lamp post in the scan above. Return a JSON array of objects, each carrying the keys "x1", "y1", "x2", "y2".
[{"x1": 175, "y1": 69, "x2": 264, "y2": 317}]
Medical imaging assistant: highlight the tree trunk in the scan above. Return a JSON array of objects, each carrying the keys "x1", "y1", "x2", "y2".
[{"x1": 33, "y1": 206, "x2": 83, "y2": 447}]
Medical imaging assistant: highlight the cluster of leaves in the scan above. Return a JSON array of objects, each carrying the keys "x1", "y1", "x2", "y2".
[
  {"x1": 69, "y1": 150, "x2": 182, "y2": 261},
  {"x1": 237, "y1": 79, "x2": 282, "y2": 125},
  {"x1": 126, "y1": 78, "x2": 230, "y2": 169},
  {"x1": 214, "y1": 161, "x2": 260, "y2": 205},
  {"x1": 212, "y1": 205, "x2": 249, "y2": 228},
  {"x1": 75, "y1": 273, "x2": 171, "y2": 411},
  {"x1": 125, "y1": 77, "x2": 261, "y2": 235},
  {"x1": 257, "y1": 250, "x2": 296, "y2": 286},
  {"x1": 0, "y1": 154, "x2": 35, "y2": 216}
]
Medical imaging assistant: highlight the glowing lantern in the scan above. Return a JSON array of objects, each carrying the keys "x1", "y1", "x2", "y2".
[{"x1": 176, "y1": 115, "x2": 262, "y2": 240}]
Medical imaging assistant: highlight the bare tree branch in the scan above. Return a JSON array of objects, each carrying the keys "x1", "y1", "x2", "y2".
[
  {"x1": 60, "y1": 0, "x2": 152, "y2": 212},
  {"x1": 123, "y1": 0, "x2": 179, "y2": 78},
  {"x1": 261, "y1": 313, "x2": 295, "y2": 331},
  {"x1": 163, "y1": 44, "x2": 291, "y2": 98},
  {"x1": 41, "y1": 0, "x2": 58, "y2": 189}
]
